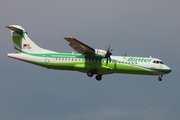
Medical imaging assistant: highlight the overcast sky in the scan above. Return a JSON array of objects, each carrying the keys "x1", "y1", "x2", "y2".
[{"x1": 0, "y1": 0, "x2": 180, "y2": 120}]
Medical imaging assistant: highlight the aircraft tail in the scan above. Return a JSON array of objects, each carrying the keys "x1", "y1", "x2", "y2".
[{"x1": 6, "y1": 25, "x2": 56, "y2": 53}]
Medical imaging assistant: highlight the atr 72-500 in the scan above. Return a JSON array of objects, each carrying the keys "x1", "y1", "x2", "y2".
[{"x1": 6, "y1": 25, "x2": 171, "y2": 81}]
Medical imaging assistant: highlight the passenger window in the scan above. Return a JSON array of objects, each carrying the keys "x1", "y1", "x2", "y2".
[{"x1": 156, "y1": 61, "x2": 159, "y2": 64}]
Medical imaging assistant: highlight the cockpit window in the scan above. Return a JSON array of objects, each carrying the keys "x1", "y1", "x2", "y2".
[{"x1": 153, "y1": 60, "x2": 164, "y2": 64}]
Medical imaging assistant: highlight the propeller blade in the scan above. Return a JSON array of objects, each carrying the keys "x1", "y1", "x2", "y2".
[
  {"x1": 110, "y1": 49, "x2": 113, "y2": 52},
  {"x1": 106, "y1": 57, "x2": 108, "y2": 65},
  {"x1": 108, "y1": 44, "x2": 110, "y2": 51},
  {"x1": 109, "y1": 56, "x2": 111, "y2": 62},
  {"x1": 105, "y1": 44, "x2": 113, "y2": 65}
]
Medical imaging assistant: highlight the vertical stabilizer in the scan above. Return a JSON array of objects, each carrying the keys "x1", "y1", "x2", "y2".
[{"x1": 6, "y1": 25, "x2": 56, "y2": 53}]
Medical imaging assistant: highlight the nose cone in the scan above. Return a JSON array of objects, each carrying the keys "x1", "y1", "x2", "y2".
[
  {"x1": 166, "y1": 68, "x2": 172, "y2": 74},
  {"x1": 164, "y1": 66, "x2": 172, "y2": 74}
]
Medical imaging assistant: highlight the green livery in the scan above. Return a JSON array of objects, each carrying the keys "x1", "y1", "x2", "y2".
[{"x1": 6, "y1": 25, "x2": 171, "y2": 81}]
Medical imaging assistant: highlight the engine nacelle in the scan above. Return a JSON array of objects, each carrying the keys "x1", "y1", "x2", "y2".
[{"x1": 95, "y1": 49, "x2": 107, "y2": 57}]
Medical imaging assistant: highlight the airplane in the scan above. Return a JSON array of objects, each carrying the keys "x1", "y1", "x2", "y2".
[{"x1": 6, "y1": 25, "x2": 171, "y2": 81}]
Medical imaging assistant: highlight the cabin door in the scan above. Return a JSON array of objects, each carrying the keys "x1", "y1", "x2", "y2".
[{"x1": 45, "y1": 57, "x2": 50, "y2": 65}]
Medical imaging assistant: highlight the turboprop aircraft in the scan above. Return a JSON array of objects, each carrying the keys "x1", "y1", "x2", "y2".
[{"x1": 6, "y1": 25, "x2": 171, "y2": 81}]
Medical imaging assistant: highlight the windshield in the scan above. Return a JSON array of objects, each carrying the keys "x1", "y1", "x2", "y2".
[{"x1": 153, "y1": 60, "x2": 164, "y2": 64}]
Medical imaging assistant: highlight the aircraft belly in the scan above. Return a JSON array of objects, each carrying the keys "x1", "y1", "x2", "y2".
[
  {"x1": 74, "y1": 63, "x2": 113, "y2": 74},
  {"x1": 113, "y1": 64, "x2": 155, "y2": 75}
]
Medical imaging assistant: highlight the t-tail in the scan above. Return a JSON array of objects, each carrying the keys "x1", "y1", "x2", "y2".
[{"x1": 6, "y1": 25, "x2": 56, "y2": 53}]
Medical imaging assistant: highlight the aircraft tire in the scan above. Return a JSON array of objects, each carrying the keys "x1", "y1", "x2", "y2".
[
  {"x1": 87, "y1": 71, "x2": 93, "y2": 77},
  {"x1": 96, "y1": 75, "x2": 102, "y2": 81},
  {"x1": 158, "y1": 77, "x2": 162, "y2": 81}
]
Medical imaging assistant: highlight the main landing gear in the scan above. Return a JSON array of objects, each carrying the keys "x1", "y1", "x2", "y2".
[
  {"x1": 87, "y1": 70, "x2": 102, "y2": 81},
  {"x1": 158, "y1": 75, "x2": 163, "y2": 81},
  {"x1": 87, "y1": 71, "x2": 94, "y2": 77},
  {"x1": 95, "y1": 74, "x2": 102, "y2": 81}
]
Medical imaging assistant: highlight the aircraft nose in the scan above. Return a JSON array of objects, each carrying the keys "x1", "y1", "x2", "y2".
[
  {"x1": 167, "y1": 68, "x2": 172, "y2": 74},
  {"x1": 165, "y1": 66, "x2": 172, "y2": 74}
]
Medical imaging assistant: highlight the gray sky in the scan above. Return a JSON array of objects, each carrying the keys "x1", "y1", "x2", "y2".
[{"x1": 0, "y1": 0, "x2": 180, "y2": 120}]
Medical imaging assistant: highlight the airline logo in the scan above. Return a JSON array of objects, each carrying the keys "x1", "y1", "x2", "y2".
[
  {"x1": 127, "y1": 57, "x2": 153, "y2": 63},
  {"x1": 23, "y1": 44, "x2": 31, "y2": 49}
]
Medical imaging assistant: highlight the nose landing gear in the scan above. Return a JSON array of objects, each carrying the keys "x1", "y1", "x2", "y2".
[{"x1": 158, "y1": 75, "x2": 163, "y2": 81}]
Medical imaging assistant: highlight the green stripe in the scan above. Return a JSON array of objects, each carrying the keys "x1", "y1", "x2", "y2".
[
  {"x1": 136, "y1": 65, "x2": 171, "y2": 74},
  {"x1": 147, "y1": 68, "x2": 171, "y2": 74},
  {"x1": 18, "y1": 50, "x2": 170, "y2": 75}
]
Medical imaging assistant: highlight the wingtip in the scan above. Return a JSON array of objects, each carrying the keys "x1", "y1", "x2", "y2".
[
  {"x1": 64, "y1": 36, "x2": 75, "y2": 39},
  {"x1": 6, "y1": 26, "x2": 11, "y2": 29}
]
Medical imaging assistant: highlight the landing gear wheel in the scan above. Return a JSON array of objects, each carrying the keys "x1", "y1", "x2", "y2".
[
  {"x1": 95, "y1": 75, "x2": 102, "y2": 81},
  {"x1": 87, "y1": 71, "x2": 93, "y2": 77},
  {"x1": 158, "y1": 77, "x2": 162, "y2": 81},
  {"x1": 158, "y1": 75, "x2": 163, "y2": 81}
]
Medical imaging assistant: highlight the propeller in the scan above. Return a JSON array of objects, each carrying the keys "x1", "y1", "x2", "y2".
[{"x1": 105, "y1": 44, "x2": 113, "y2": 65}]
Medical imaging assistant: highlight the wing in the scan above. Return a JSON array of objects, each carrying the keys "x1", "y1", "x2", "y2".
[{"x1": 64, "y1": 36, "x2": 95, "y2": 56}]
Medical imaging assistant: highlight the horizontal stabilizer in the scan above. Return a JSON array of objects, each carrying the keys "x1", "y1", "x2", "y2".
[{"x1": 6, "y1": 25, "x2": 25, "y2": 32}]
